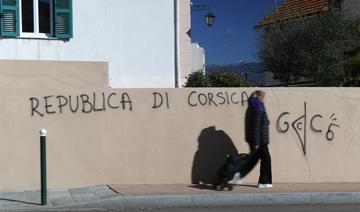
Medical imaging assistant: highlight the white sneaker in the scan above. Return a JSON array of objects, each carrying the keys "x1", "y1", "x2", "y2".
[
  {"x1": 258, "y1": 183, "x2": 273, "y2": 188},
  {"x1": 258, "y1": 183, "x2": 267, "y2": 188},
  {"x1": 265, "y1": 184, "x2": 273, "y2": 188},
  {"x1": 232, "y1": 172, "x2": 243, "y2": 185}
]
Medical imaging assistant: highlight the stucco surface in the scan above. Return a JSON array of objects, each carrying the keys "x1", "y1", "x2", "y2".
[{"x1": 0, "y1": 60, "x2": 359, "y2": 189}]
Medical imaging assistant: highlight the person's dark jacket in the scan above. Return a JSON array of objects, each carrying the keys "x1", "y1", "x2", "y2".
[{"x1": 245, "y1": 97, "x2": 270, "y2": 146}]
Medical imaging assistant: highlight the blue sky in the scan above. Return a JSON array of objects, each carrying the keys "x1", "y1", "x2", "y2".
[{"x1": 191, "y1": 0, "x2": 285, "y2": 65}]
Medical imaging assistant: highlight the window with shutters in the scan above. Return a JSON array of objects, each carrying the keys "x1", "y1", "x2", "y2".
[{"x1": 0, "y1": 0, "x2": 72, "y2": 39}]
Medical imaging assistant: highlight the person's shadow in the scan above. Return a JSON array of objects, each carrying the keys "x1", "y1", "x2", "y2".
[{"x1": 191, "y1": 126, "x2": 238, "y2": 185}]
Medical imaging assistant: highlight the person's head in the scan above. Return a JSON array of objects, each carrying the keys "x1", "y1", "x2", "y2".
[{"x1": 250, "y1": 90, "x2": 266, "y2": 102}]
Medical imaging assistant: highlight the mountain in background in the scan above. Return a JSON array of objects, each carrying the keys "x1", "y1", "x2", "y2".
[{"x1": 206, "y1": 62, "x2": 265, "y2": 86}]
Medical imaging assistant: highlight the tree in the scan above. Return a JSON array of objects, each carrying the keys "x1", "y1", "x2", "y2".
[
  {"x1": 208, "y1": 70, "x2": 255, "y2": 87},
  {"x1": 184, "y1": 70, "x2": 210, "y2": 87},
  {"x1": 344, "y1": 48, "x2": 360, "y2": 86},
  {"x1": 184, "y1": 70, "x2": 255, "y2": 87},
  {"x1": 258, "y1": 10, "x2": 360, "y2": 86}
]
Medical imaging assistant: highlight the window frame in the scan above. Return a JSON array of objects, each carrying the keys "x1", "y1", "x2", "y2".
[
  {"x1": 0, "y1": 0, "x2": 72, "y2": 40},
  {"x1": 19, "y1": 0, "x2": 54, "y2": 39}
]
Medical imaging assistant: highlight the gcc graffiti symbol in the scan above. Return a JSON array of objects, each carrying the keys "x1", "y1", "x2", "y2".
[{"x1": 276, "y1": 102, "x2": 340, "y2": 155}]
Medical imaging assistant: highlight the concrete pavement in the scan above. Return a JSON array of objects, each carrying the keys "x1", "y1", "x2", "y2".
[
  {"x1": 0, "y1": 185, "x2": 119, "y2": 210},
  {"x1": 0, "y1": 183, "x2": 359, "y2": 210}
]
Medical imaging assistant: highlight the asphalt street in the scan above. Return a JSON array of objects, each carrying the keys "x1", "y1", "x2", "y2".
[
  {"x1": 26, "y1": 204, "x2": 360, "y2": 212},
  {"x1": 118, "y1": 204, "x2": 360, "y2": 212}
]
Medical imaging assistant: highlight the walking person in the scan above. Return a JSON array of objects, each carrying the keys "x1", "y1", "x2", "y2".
[{"x1": 245, "y1": 90, "x2": 273, "y2": 188}]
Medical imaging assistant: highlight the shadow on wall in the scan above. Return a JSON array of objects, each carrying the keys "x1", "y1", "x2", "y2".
[{"x1": 191, "y1": 126, "x2": 238, "y2": 184}]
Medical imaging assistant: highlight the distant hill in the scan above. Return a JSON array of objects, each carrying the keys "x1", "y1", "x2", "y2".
[{"x1": 206, "y1": 62, "x2": 265, "y2": 86}]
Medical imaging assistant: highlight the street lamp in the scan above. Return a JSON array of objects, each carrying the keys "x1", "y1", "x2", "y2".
[
  {"x1": 191, "y1": 4, "x2": 216, "y2": 27},
  {"x1": 205, "y1": 12, "x2": 215, "y2": 27}
]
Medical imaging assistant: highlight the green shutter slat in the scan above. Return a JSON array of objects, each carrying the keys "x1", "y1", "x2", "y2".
[
  {"x1": 56, "y1": 0, "x2": 70, "y2": 9},
  {"x1": 54, "y1": 0, "x2": 72, "y2": 39},
  {"x1": 0, "y1": 0, "x2": 19, "y2": 37},
  {"x1": 2, "y1": 0, "x2": 16, "y2": 6}
]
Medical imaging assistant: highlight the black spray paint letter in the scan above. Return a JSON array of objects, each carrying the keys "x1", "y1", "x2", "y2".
[
  {"x1": 30, "y1": 97, "x2": 44, "y2": 117},
  {"x1": 152, "y1": 92, "x2": 169, "y2": 109}
]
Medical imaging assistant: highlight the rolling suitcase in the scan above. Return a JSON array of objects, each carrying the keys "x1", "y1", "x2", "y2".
[{"x1": 214, "y1": 153, "x2": 258, "y2": 190}]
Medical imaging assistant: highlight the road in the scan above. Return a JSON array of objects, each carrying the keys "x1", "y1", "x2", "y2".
[
  {"x1": 118, "y1": 204, "x2": 360, "y2": 212},
  {"x1": 34, "y1": 204, "x2": 360, "y2": 212}
]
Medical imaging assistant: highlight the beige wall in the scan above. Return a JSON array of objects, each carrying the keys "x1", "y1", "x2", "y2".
[
  {"x1": 0, "y1": 60, "x2": 360, "y2": 189},
  {"x1": 0, "y1": 60, "x2": 109, "y2": 91},
  {"x1": 178, "y1": 0, "x2": 192, "y2": 87}
]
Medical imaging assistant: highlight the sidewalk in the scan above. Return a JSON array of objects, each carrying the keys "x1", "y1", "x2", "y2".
[
  {"x1": 0, "y1": 185, "x2": 119, "y2": 210},
  {"x1": 0, "y1": 183, "x2": 359, "y2": 210}
]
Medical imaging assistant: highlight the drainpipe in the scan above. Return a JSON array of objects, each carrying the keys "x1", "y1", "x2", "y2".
[{"x1": 174, "y1": 0, "x2": 180, "y2": 87}]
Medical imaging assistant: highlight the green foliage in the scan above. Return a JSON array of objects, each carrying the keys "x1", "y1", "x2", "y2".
[
  {"x1": 208, "y1": 70, "x2": 255, "y2": 87},
  {"x1": 184, "y1": 70, "x2": 255, "y2": 87},
  {"x1": 184, "y1": 70, "x2": 210, "y2": 87},
  {"x1": 258, "y1": 10, "x2": 360, "y2": 86},
  {"x1": 344, "y1": 48, "x2": 360, "y2": 86}
]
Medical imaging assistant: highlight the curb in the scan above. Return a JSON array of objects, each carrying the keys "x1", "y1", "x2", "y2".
[
  {"x1": 33, "y1": 192, "x2": 360, "y2": 210},
  {"x1": 122, "y1": 192, "x2": 360, "y2": 208},
  {"x1": 4, "y1": 192, "x2": 360, "y2": 211}
]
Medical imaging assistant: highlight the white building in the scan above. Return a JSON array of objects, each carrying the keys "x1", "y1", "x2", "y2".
[
  {"x1": 0, "y1": 0, "x2": 192, "y2": 88},
  {"x1": 191, "y1": 42, "x2": 205, "y2": 73}
]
